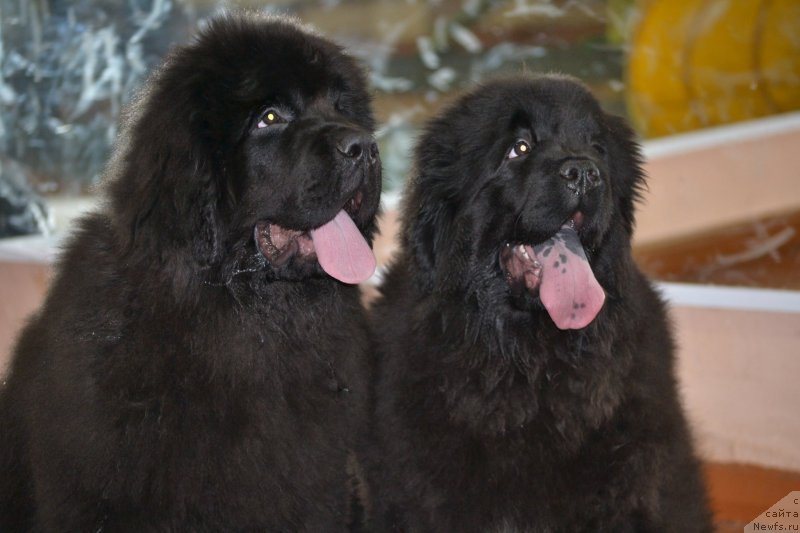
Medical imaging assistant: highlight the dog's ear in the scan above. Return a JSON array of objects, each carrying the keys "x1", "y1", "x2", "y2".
[
  {"x1": 401, "y1": 120, "x2": 464, "y2": 290},
  {"x1": 187, "y1": 148, "x2": 225, "y2": 269},
  {"x1": 107, "y1": 78, "x2": 226, "y2": 270},
  {"x1": 605, "y1": 114, "x2": 646, "y2": 235},
  {"x1": 403, "y1": 182, "x2": 455, "y2": 289}
]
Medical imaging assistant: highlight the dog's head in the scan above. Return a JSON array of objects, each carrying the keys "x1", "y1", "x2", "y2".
[
  {"x1": 108, "y1": 13, "x2": 381, "y2": 287},
  {"x1": 402, "y1": 74, "x2": 644, "y2": 329}
]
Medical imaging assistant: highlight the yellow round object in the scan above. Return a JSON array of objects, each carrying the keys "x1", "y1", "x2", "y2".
[{"x1": 626, "y1": 0, "x2": 800, "y2": 138}]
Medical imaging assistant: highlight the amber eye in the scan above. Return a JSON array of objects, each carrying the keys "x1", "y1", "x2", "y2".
[
  {"x1": 257, "y1": 109, "x2": 285, "y2": 128},
  {"x1": 507, "y1": 139, "x2": 532, "y2": 159}
]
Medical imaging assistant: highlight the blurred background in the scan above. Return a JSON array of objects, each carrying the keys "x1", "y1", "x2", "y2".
[
  {"x1": 2, "y1": 0, "x2": 798, "y2": 234},
  {"x1": 1, "y1": 1, "x2": 799, "y2": 531}
]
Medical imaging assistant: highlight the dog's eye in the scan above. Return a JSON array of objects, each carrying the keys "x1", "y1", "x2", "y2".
[
  {"x1": 592, "y1": 143, "x2": 607, "y2": 156},
  {"x1": 508, "y1": 139, "x2": 532, "y2": 159},
  {"x1": 257, "y1": 109, "x2": 285, "y2": 128}
]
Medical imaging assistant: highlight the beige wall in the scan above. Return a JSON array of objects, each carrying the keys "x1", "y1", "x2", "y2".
[
  {"x1": 636, "y1": 112, "x2": 800, "y2": 244},
  {"x1": 673, "y1": 304, "x2": 800, "y2": 471},
  {"x1": 0, "y1": 262, "x2": 50, "y2": 376}
]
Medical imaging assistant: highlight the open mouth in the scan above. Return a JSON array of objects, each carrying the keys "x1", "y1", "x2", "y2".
[
  {"x1": 499, "y1": 211, "x2": 605, "y2": 330},
  {"x1": 253, "y1": 189, "x2": 376, "y2": 284}
]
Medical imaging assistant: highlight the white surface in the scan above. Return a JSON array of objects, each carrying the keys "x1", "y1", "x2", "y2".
[
  {"x1": 658, "y1": 282, "x2": 800, "y2": 314},
  {"x1": 643, "y1": 111, "x2": 800, "y2": 160},
  {"x1": 0, "y1": 196, "x2": 96, "y2": 263},
  {"x1": 0, "y1": 234, "x2": 63, "y2": 264}
]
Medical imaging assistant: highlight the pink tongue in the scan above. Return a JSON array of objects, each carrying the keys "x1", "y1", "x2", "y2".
[
  {"x1": 532, "y1": 225, "x2": 605, "y2": 330},
  {"x1": 309, "y1": 210, "x2": 376, "y2": 284}
]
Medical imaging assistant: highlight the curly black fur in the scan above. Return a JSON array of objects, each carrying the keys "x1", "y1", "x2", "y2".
[
  {"x1": 0, "y1": 13, "x2": 380, "y2": 532},
  {"x1": 366, "y1": 74, "x2": 712, "y2": 532}
]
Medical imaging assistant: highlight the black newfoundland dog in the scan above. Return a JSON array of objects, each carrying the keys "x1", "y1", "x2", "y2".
[
  {"x1": 0, "y1": 13, "x2": 380, "y2": 532},
  {"x1": 367, "y1": 74, "x2": 712, "y2": 532}
]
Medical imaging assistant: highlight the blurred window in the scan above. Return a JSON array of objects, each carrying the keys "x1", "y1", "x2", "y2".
[{"x1": 1, "y1": 0, "x2": 797, "y2": 237}]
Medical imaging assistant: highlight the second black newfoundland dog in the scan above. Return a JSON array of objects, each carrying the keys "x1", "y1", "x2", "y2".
[
  {"x1": 367, "y1": 74, "x2": 712, "y2": 532},
  {"x1": 0, "y1": 13, "x2": 379, "y2": 532}
]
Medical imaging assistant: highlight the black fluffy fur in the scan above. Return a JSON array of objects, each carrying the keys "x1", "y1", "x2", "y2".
[
  {"x1": 0, "y1": 13, "x2": 380, "y2": 532},
  {"x1": 366, "y1": 74, "x2": 712, "y2": 532}
]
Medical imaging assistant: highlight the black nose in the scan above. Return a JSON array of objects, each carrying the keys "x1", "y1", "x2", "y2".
[
  {"x1": 560, "y1": 159, "x2": 601, "y2": 194},
  {"x1": 336, "y1": 132, "x2": 378, "y2": 163}
]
